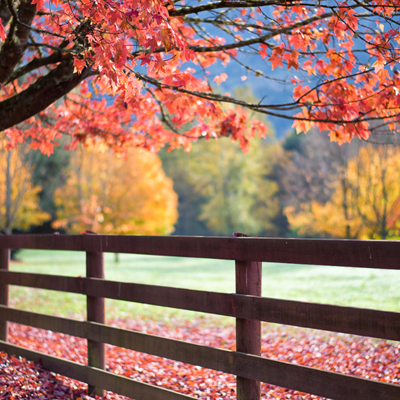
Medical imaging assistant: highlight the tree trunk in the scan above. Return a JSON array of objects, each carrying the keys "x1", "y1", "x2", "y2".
[{"x1": 341, "y1": 178, "x2": 351, "y2": 239}]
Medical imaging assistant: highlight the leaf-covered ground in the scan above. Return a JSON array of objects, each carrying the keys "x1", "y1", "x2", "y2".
[{"x1": 1, "y1": 319, "x2": 400, "y2": 399}]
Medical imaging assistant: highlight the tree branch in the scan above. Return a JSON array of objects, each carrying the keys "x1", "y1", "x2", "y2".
[
  {"x1": 5, "y1": 51, "x2": 65, "y2": 84},
  {"x1": 190, "y1": 12, "x2": 334, "y2": 52},
  {"x1": 131, "y1": 11, "x2": 334, "y2": 57},
  {"x1": 0, "y1": 56, "x2": 92, "y2": 131},
  {"x1": 170, "y1": 0, "x2": 279, "y2": 17},
  {"x1": 184, "y1": 16, "x2": 274, "y2": 33},
  {"x1": 133, "y1": 71, "x2": 400, "y2": 125}
]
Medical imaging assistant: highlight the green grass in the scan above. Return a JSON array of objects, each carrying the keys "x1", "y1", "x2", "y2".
[{"x1": 8, "y1": 249, "x2": 400, "y2": 324}]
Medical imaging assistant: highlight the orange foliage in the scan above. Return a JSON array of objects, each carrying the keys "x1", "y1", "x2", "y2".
[
  {"x1": 286, "y1": 146, "x2": 400, "y2": 239},
  {"x1": 53, "y1": 144, "x2": 178, "y2": 234},
  {"x1": 0, "y1": 148, "x2": 50, "y2": 231}
]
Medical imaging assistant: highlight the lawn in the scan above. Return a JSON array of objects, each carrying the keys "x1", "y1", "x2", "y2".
[{"x1": 8, "y1": 248, "x2": 400, "y2": 323}]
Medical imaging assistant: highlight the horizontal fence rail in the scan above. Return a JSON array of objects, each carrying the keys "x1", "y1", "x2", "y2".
[
  {"x1": 1, "y1": 234, "x2": 400, "y2": 400},
  {"x1": 0, "y1": 234, "x2": 400, "y2": 268},
  {"x1": 0, "y1": 342, "x2": 196, "y2": 400},
  {"x1": 2, "y1": 271, "x2": 400, "y2": 341},
  {"x1": 2, "y1": 338, "x2": 400, "y2": 400},
  {"x1": 1, "y1": 305, "x2": 400, "y2": 400}
]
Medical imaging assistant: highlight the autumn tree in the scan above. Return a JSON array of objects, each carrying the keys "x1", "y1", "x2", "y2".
[
  {"x1": 161, "y1": 86, "x2": 286, "y2": 236},
  {"x1": 169, "y1": 135, "x2": 282, "y2": 236},
  {"x1": 160, "y1": 148, "x2": 212, "y2": 236},
  {"x1": 30, "y1": 144, "x2": 70, "y2": 220},
  {"x1": 1, "y1": 0, "x2": 400, "y2": 153},
  {"x1": 53, "y1": 144, "x2": 178, "y2": 235},
  {"x1": 279, "y1": 131, "x2": 354, "y2": 209},
  {"x1": 0, "y1": 146, "x2": 50, "y2": 234},
  {"x1": 348, "y1": 145, "x2": 400, "y2": 239},
  {"x1": 286, "y1": 144, "x2": 400, "y2": 239},
  {"x1": 278, "y1": 129, "x2": 359, "y2": 237}
]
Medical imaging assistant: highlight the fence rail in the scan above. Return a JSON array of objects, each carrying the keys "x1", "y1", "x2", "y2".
[
  {"x1": 1, "y1": 234, "x2": 400, "y2": 268},
  {"x1": 1, "y1": 234, "x2": 400, "y2": 400}
]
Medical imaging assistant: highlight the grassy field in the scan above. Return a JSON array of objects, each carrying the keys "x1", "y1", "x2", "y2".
[{"x1": 8, "y1": 249, "x2": 400, "y2": 324}]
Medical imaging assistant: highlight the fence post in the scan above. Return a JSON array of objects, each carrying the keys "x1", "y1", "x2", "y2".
[
  {"x1": 86, "y1": 250, "x2": 105, "y2": 397},
  {"x1": 0, "y1": 248, "x2": 10, "y2": 342},
  {"x1": 236, "y1": 260, "x2": 262, "y2": 400}
]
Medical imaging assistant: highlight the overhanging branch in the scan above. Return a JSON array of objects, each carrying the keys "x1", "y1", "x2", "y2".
[
  {"x1": 0, "y1": 57, "x2": 92, "y2": 131},
  {"x1": 133, "y1": 71, "x2": 400, "y2": 125}
]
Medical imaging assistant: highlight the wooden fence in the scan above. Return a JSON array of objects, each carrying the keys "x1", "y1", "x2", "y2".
[{"x1": 1, "y1": 234, "x2": 400, "y2": 400}]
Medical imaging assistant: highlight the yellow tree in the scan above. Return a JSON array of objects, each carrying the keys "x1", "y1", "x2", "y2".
[
  {"x1": 286, "y1": 145, "x2": 400, "y2": 239},
  {"x1": 183, "y1": 136, "x2": 282, "y2": 236},
  {"x1": 53, "y1": 144, "x2": 178, "y2": 235},
  {"x1": 350, "y1": 146, "x2": 400, "y2": 239},
  {"x1": 0, "y1": 146, "x2": 50, "y2": 234}
]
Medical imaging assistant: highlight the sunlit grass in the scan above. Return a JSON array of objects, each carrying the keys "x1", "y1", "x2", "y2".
[{"x1": 8, "y1": 249, "x2": 400, "y2": 324}]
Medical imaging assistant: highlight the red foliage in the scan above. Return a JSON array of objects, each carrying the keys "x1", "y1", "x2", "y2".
[
  {"x1": 0, "y1": 351, "x2": 90, "y2": 399},
  {"x1": 2, "y1": 0, "x2": 400, "y2": 152},
  {"x1": 1, "y1": 319, "x2": 400, "y2": 399}
]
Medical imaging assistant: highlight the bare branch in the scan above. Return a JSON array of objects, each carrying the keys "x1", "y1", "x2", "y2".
[{"x1": 170, "y1": 0, "x2": 284, "y2": 17}]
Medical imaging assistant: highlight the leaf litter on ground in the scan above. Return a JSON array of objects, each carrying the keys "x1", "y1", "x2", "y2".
[{"x1": 1, "y1": 318, "x2": 400, "y2": 399}]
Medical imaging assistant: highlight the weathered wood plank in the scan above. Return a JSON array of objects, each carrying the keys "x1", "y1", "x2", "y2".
[
  {"x1": 0, "y1": 234, "x2": 83, "y2": 251},
  {"x1": 86, "y1": 250, "x2": 105, "y2": 396},
  {"x1": 0, "y1": 248, "x2": 9, "y2": 342},
  {"x1": 2, "y1": 271, "x2": 400, "y2": 341},
  {"x1": 236, "y1": 260, "x2": 261, "y2": 400},
  {"x1": 1, "y1": 325, "x2": 400, "y2": 400},
  {"x1": 0, "y1": 341, "x2": 196, "y2": 400},
  {"x1": 92, "y1": 326, "x2": 400, "y2": 400},
  {"x1": 0, "y1": 234, "x2": 400, "y2": 268},
  {"x1": 0, "y1": 305, "x2": 85, "y2": 337}
]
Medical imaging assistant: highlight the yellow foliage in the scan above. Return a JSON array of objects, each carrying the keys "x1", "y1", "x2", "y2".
[
  {"x1": 185, "y1": 136, "x2": 281, "y2": 235},
  {"x1": 285, "y1": 193, "x2": 362, "y2": 238},
  {"x1": 0, "y1": 148, "x2": 50, "y2": 231},
  {"x1": 349, "y1": 146, "x2": 400, "y2": 239},
  {"x1": 53, "y1": 144, "x2": 178, "y2": 235},
  {"x1": 286, "y1": 145, "x2": 400, "y2": 239}
]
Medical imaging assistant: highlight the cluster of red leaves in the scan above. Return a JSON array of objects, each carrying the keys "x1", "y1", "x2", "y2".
[
  {"x1": 3, "y1": 0, "x2": 400, "y2": 152},
  {"x1": 2, "y1": 319, "x2": 400, "y2": 399},
  {"x1": 0, "y1": 352, "x2": 91, "y2": 399}
]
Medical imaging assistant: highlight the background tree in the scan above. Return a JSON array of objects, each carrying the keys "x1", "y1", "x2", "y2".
[
  {"x1": 285, "y1": 144, "x2": 400, "y2": 239},
  {"x1": 0, "y1": 146, "x2": 50, "y2": 234},
  {"x1": 160, "y1": 86, "x2": 287, "y2": 237},
  {"x1": 160, "y1": 148, "x2": 212, "y2": 236},
  {"x1": 278, "y1": 130, "x2": 359, "y2": 237},
  {"x1": 1, "y1": 0, "x2": 400, "y2": 154},
  {"x1": 279, "y1": 130, "x2": 358, "y2": 211},
  {"x1": 348, "y1": 145, "x2": 400, "y2": 239},
  {"x1": 166, "y1": 135, "x2": 283, "y2": 236},
  {"x1": 53, "y1": 144, "x2": 178, "y2": 235},
  {"x1": 30, "y1": 145, "x2": 70, "y2": 222}
]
